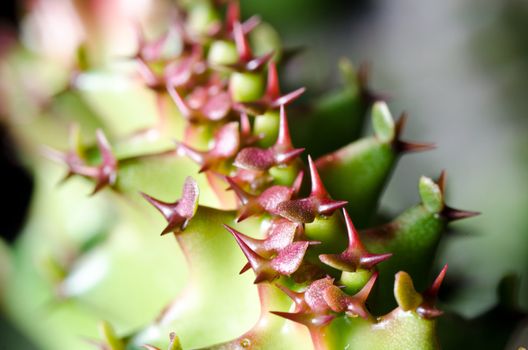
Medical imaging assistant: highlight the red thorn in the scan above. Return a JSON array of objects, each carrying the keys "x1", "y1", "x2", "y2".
[
  {"x1": 226, "y1": 1, "x2": 240, "y2": 32},
  {"x1": 267, "y1": 61, "x2": 280, "y2": 100},
  {"x1": 271, "y1": 87, "x2": 306, "y2": 109},
  {"x1": 359, "y1": 253, "x2": 393, "y2": 270},
  {"x1": 394, "y1": 113, "x2": 435, "y2": 153},
  {"x1": 274, "y1": 283, "x2": 306, "y2": 308},
  {"x1": 417, "y1": 308, "x2": 444, "y2": 318},
  {"x1": 241, "y1": 15, "x2": 261, "y2": 35},
  {"x1": 141, "y1": 177, "x2": 198, "y2": 235},
  {"x1": 442, "y1": 205, "x2": 480, "y2": 222},
  {"x1": 269, "y1": 311, "x2": 334, "y2": 328},
  {"x1": 140, "y1": 191, "x2": 170, "y2": 216},
  {"x1": 141, "y1": 193, "x2": 185, "y2": 235},
  {"x1": 167, "y1": 84, "x2": 192, "y2": 119},
  {"x1": 317, "y1": 199, "x2": 348, "y2": 216},
  {"x1": 176, "y1": 142, "x2": 206, "y2": 165},
  {"x1": 291, "y1": 170, "x2": 304, "y2": 196},
  {"x1": 225, "y1": 176, "x2": 253, "y2": 205},
  {"x1": 95, "y1": 130, "x2": 116, "y2": 167},
  {"x1": 308, "y1": 156, "x2": 328, "y2": 198},
  {"x1": 247, "y1": 51, "x2": 274, "y2": 71},
  {"x1": 274, "y1": 148, "x2": 305, "y2": 164},
  {"x1": 355, "y1": 272, "x2": 378, "y2": 303},
  {"x1": 224, "y1": 224, "x2": 271, "y2": 282},
  {"x1": 437, "y1": 170, "x2": 447, "y2": 195},
  {"x1": 233, "y1": 21, "x2": 251, "y2": 62},
  {"x1": 417, "y1": 265, "x2": 448, "y2": 319},
  {"x1": 426, "y1": 264, "x2": 448, "y2": 299},
  {"x1": 276, "y1": 105, "x2": 293, "y2": 148},
  {"x1": 395, "y1": 112, "x2": 408, "y2": 138},
  {"x1": 223, "y1": 224, "x2": 262, "y2": 253},
  {"x1": 91, "y1": 179, "x2": 108, "y2": 196},
  {"x1": 236, "y1": 206, "x2": 259, "y2": 222},
  {"x1": 397, "y1": 141, "x2": 436, "y2": 153},
  {"x1": 319, "y1": 209, "x2": 389, "y2": 271},
  {"x1": 342, "y1": 209, "x2": 362, "y2": 250},
  {"x1": 240, "y1": 112, "x2": 251, "y2": 138},
  {"x1": 240, "y1": 262, "x2": 251, "y2": 274}
]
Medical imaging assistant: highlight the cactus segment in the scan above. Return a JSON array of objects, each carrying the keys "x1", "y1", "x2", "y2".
[
  {"x1": 315, "y1": 103, "x2": 432, "y2": 226},
  {"x1": 362, "y1": 175, "x2": 477, "y2": 312}
]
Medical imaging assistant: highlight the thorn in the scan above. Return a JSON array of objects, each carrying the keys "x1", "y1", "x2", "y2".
[
  {"x1": 141, "y1": 177, "x2": 199, "y2": 235},
  {"x1": 95, "y1": 129, "x2": 116, "y2": 168},
  {"x1": 247, "y1": 51, "x2": 274, "y2": 71},
  {"x1": 317, "y1": 199, "x2": 348, "y2": 216},
  {"x1": 175, "y1": 142, "x2": 207, "y2": 166},
  {"x1": 359, "y1": 253, "x2": 393, "y2": 270},
  {"x1": 274, "y1": 148, "x2": 305, "y2": 164},
  {"x1": 308, "y1": 156, "x2": 328, "y2": 198},
  {"x1": 319, "y1": 209, "x2": 390, "y2": 271},
  {"x1": 276, "y1": 105, "x2": 293, "y2": 148},
  {"x1": 425, "y1": 264, "x2": 448, "y2": 299},
  {"x1": 226, "y1": 1, "x2": 240, "y2": 32},
  {"x1": 394, "y1": 113, "x2": 435, "y2": 153},
  {"x1": 442, "y1": 205, "x2": 480, "y2": 222},
  {"x1": 225, "y1": 176, "x2": 253, "y2": 205},
  {"x1": 342, "y1": 209, "x2": 361, "y2": 250},
  {"x1": 397, "y1": 141, "x2": 436, "y2": 153},
  {"x1": 354, "y1": 271, "x2": 378, "y2": 303},
  {"x1": 240, "y1": 15, "x2": 261, "y2": 35},
  {"x1": 167, "y1": 84, "x2": 193, "y2": 119},
  {"x1": 269, "y1": 311, "x2": 333, "y2": 328},
  {"x1": 437, "y1": 170, "x2": 447, "y2": 195},
  {"x1": 224, "y1": 224, "x2": 271, "y2": 282},
  {"x1": 271, "y1": 87, "x2": 306, "y2": 108},
  {"x1": 291, "y1": 170, "x2": 304, "y2": 196},
  {"x1": 240, "y1": 262, "x2": 251, "y2": 274},
  {"x1": 240, "y1": 112, "x2": 252, "y2": 139},
  {"x1": 274, "y1": 283, "x2": 306, "y2": 308},
  {"x1": 267, "y1": 61, "x2": 280, "y2": 100},
  {"x1": 233, "y1": 21, "x2": 251, "y2": 62}
]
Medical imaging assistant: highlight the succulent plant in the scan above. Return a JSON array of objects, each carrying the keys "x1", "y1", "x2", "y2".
[{"x1": 1, "y1": 1, "x2": 525, "y2": 349}]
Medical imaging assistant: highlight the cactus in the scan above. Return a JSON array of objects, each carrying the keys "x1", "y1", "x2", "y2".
[{"x1": 0, "y1": 1, "x2": 524, "y2": 350}]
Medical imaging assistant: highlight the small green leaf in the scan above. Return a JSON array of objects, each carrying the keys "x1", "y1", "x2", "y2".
[
  {"x1": 394, "y1": 272, "x2": 423, "y2": 311},
  {"x1": 372, "y1": 102, "x2": 395, "y2": 142},
  {"x1": 338, "y1": 58, "x2": 358, "y2": 88},
  {"x1": 99, "y1": 321, "x2": 124, "y2": 350},
  {"x1": 419, "y1": 176, "x2": 443, "y2": 213},
  {"x1": 168, "y1": 332, "x2": 183, "y2": 350}
]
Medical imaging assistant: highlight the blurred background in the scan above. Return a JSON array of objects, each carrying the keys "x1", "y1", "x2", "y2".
[{"x1": 1, "y1": 0, "x2": 528, "y2": 348}]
